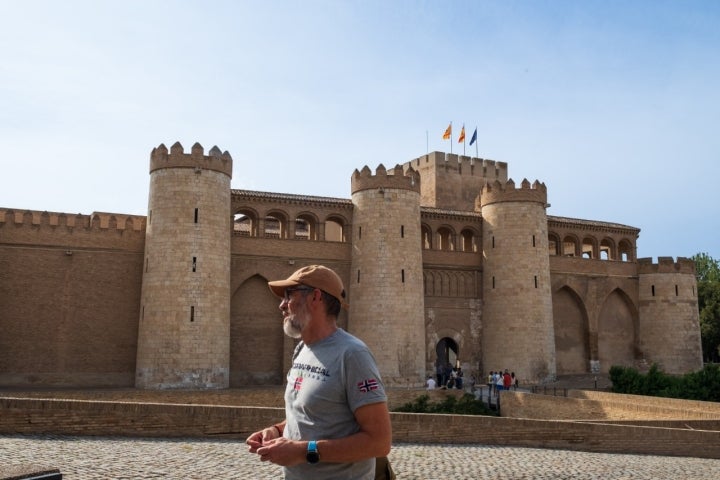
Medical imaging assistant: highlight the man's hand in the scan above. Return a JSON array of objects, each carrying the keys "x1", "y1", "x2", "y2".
[
  {"x1": 255, "y1": 438, "x2": 307, "y2": 467},
  {"x1": 245, "y1": 426, "x2": 281, "y2": 454}
]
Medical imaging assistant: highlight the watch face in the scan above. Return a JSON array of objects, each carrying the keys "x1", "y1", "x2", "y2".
[{"x1": 306, "y1": 451, "x2": 320, "y2": 464}]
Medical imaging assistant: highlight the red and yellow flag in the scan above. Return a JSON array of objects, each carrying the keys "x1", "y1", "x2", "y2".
[
  {"x1": 442, "y1": 123, "x2": 452, "y2": 140},
  {"x1": 458, "y1": 125, "x2": 465, "y2": 143}
]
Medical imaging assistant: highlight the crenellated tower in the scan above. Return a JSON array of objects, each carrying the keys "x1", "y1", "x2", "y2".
[
  {"x1": 403, "y1": 151, "x2": 508, "y2": 211},
  {"x1": 136, "y1": 142, "x2": 233, "y2": 389},
  {"x1": 479, "y1": 178, "x2": 556, "y2": 384},
  {"x1": 350, "y1": 164, "x2": 426, "y2": 386},
  {"x1": 637, "y1": 257, "x2": 703, "y2": 373}
]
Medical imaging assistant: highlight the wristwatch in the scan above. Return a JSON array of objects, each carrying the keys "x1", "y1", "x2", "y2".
[{"x1": 306, "y1": 440, "x2": 320, "y2": 464}]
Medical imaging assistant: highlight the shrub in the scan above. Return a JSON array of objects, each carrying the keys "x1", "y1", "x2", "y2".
[
  {"x1": 394, "y1": 393, "x2": 497, "y2": 416},
  {"x1": 609, "y1": 363, "x2": 720, "y2": 402}
]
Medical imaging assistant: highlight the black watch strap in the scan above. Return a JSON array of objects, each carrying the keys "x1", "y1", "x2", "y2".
[{"x1": 306, "y1": 440, "x2": 320, "y2": 464}]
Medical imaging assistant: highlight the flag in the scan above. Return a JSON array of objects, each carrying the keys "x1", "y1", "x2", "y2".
[
  {"x1": 442, "y1": 123, "x2": 451, "y2": 140},
  {"x1": 357, "y1": 378, "x2": 379, "y2": 393},
  {"x1": 293, "y1": 376, "x2": 303, "y2": 391},
  {"x1": 458, "y1": 125, "x2": 466, "y2": 143},
  {"x1": 469, "y1": 128, "x2": 477, "y2": 146}
]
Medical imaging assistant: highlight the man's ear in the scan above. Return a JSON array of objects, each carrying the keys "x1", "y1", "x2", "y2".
[{"x1": 310, "y1": 288, "x2": 322, "y2": 304}]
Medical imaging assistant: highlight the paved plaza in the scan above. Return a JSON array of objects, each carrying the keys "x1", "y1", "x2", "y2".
[{"x1": 2, "y1": 434, "x2": 720, "y2": 479}]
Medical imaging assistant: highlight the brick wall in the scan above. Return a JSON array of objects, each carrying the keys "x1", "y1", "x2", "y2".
[
  {"x1": 501, "y1": 390, "x2": 720, "y2": 421},
  {"x1": 1, "y1": 389, "x2": 719, "y2": 459},
  {"x1": 0, "y1": 242, "x2": 142, "y2": 387}
]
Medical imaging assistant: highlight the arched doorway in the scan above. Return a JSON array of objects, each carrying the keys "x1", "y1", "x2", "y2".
[{"x1": 435, "y1": 337, "x2": 459, "y2": 384}]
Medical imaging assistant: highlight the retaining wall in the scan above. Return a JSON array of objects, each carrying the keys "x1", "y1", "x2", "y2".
[{"x1": 1, "y1": 389, "x2": 720, "y2": 459}]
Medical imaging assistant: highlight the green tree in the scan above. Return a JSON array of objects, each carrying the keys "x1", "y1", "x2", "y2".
[{"x1": 692, "y1": 252, "x2": 720, "y2": 363}]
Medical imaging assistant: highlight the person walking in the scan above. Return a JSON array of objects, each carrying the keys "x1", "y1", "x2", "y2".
[
  {"x1": 495, "y1": 370, "x2": 504, "y2": 395},
  {"x1": 246, "y1": 265, "x2": 392, "y2": 479},
  {"x1": 503, "y1": 369, "x2": 512, "y2": 391}
]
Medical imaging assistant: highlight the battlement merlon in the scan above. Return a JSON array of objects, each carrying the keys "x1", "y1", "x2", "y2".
[
  {"x1": 479, "y1": 178, "x2": 548, "y2": 208},
  {"x1": 351, "y1": 164, "x2": 421, "y2": 195},
  {"x1": 0, "y1": 208, "x2": 146, "y2": 231},
  {"x1": 637, "y1": 257, "x2": 697, "y2": 275},
  {"x1": 404, "y1": 151, "x2": 509, "y2": 182},
  {"x1": 150, "y1": 142, "x2": 233, "y2": 178}
]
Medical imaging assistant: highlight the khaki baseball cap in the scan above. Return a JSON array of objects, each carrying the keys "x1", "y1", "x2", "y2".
[{"x1": 268, "y1": 265, "x2": 349, "y2": 309}]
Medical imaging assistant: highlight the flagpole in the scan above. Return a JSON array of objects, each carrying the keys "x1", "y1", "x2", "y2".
[
  {"x1": 463, "y1": 122, "x2": 466, "y2": 156},
  {"x1": 426, "y1": 130, "x2": 429, "y2": 154},
  {"x1": 450, "y1": 122, "x2": 452, "y2": 154}
]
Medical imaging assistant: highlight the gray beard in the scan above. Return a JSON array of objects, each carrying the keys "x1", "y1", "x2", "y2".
[{"x1": 283, "y1": 316, "x2": 303, "y2": 339}]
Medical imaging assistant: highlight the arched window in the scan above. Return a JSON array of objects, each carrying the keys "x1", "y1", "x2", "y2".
[
  {"x1": 422, "y1": 224, "x2": 433, "y2": 250},
  {"x1": 619, "y1": 239, "x2": 633, "y2": 262},
  {"x1": 460, "y1": 228, "x2": 477, "y2": 252},
  {"x1": 325, "y1": 215, "x2": 346, "y2": 242},
  {"x1": 600, "y1": 238, "x2": 615, "y2": 261},
  {"x1": 233, "y1": 210, "x2": 257, "y2": 236},
  {"x1": 563, "y1": 235, "x2": 578, "y2": 257},
  {"x1": 294, "y1": 213, "x2": 317, "y2": 240},
  {"x1": 548, "y1": 233, "x2": 560, "y2": 256},
  {"x1": 438, "y1": 227, "x2": 455, "y2": 251},
  {"x1": 582, "y1": 237, "x2": 596, "y2": 259},
  {"x1": 264, "y1": 213, "x2": 286, "y2": 238}
]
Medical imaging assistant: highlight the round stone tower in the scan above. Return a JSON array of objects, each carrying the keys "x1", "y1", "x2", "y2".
[
  {"x1": 637, "y1": 257, "x2": 703, "y2": 374},
  {"x1": 350, "y1": 164, "x2": 426, "y2": 387},
  {"x1": 136, "y1": 141, "x2": 233, "y2": 389},
  {"x1": 479, "y1": 178, "x2": 556, "y2": 384}
]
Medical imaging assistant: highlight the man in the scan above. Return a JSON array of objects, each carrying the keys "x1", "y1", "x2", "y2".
[{"x1": 246, "y1": 265, "x2": 392, "y2": 479}]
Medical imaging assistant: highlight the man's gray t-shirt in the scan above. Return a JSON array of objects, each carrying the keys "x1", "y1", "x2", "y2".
[{"x1": 283, "y1": 328, "x2": 387, "y2": 480}]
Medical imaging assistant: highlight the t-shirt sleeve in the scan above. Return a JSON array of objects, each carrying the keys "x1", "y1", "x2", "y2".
[{"x1": 344, "y1": 347, "x2": 387, "y2": 412}]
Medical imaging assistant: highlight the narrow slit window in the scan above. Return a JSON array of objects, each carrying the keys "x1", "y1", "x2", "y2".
[
  {"x1": 492, "y1": 276, "x2": 495, "y2": 289},
  {"x1": 145, "y1": 257, "x2": 148, "y2": 273},
  {"x1": 675, "y1": 285, "x2": 679, "y2": 296},
  {"x1": 192, "y1": 256, "x2": 197, "y2": 272},
  {"x1": 359, "y1": 226, "x2": 362, "y2": 239},
  {"x1": 492, "y1": 236, "x2": 495, "y2": 248},
  {"x1": 401, "y1": 225, "x2": 404, "y2": 238},
  {"x1": 401, "y1": 269, "x2": 405, "y2": 283},
  {"x1": 190, "y1": 306, "x2": 195, "y2": 322},
  {"x1": 534, "y1": 275, "x2": 538, "y2": 288},
  {"x1": 357, "y1": 269, "x2": 361, "y2": 283},
  {"x1": 532, "y1": 235, "x2": 536, "y2": 247},
  {"x1": 651, "y1": 285, "x2": 655, "y2": 297},
  {"x1": 194, "y1": 208, "x2": 199, "y2": 223}
]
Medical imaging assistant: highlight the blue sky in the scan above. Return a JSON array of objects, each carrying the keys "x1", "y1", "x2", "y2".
[{"x1": 1, "y1": 0, "x2": 718, "y2": 261}]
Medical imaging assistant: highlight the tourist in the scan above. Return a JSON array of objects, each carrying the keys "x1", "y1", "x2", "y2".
[
  {"x1": 495, "y1": 370, "x2": 504, "y2": 394},
  {"x1": 443, "y1": 363, "x2": 453, "y2": 389},
  {"x1": 503, "y1": 369, "x2": 512, "y2": 391},
  {"x1": 246, "y1": 265, "x2": 392, "y2": 479},
  {"x1": 469, "y1": 374, "x2": 477, "y2": 394},
  {"x1": 426, "y1": 376, "x2": 436, "y2": 390}
]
